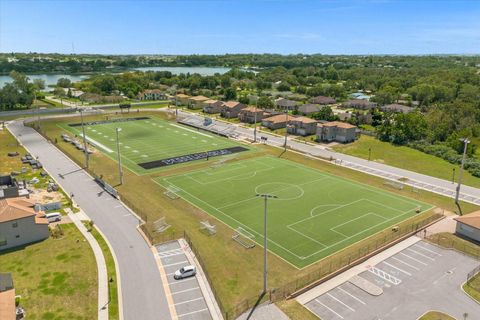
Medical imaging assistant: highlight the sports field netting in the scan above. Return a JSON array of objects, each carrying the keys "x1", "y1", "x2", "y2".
[
  {"x1": 155, "y1": 156, "x2": 433, "y2": 268},
  {"x1": 59, "y1": 116, "x2": 250, "y2": 175}
]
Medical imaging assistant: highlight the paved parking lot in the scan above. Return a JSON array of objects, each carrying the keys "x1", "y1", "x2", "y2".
[
  {"x1": 304, "y1": 240, "x2": 480, "y2": 320},
  {"x1": 156, "y1": 241, "x2": 212, "y2": 320}
]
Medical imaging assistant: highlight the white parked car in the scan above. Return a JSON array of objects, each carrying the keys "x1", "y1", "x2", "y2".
[
  {"x1": 174, "y1": 265, "x2": 196, "y2": 280},
  {"x1": 45, "y1": 212, "x2": 62, "y2": 223}
]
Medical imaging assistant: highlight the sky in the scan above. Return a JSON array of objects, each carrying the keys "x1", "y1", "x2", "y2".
[{"x1": 0, "y1": 0, "x2": 479, "y2": 55}]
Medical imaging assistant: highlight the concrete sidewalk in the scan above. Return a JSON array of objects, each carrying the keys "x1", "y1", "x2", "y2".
[{"x1": 68, "y1": 210, "x2": 109, "y2": 320}]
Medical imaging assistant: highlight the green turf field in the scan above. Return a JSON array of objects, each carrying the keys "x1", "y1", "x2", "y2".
[
  {"x1": 156, "y1": 156, "x2": 433, "y2": 268},
  {"x1": 60, "y1": 116, "x2": 248, "y2": 175}
]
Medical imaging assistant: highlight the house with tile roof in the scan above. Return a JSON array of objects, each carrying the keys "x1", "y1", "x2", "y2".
[
  {"x1": 316, "y1": 121, "x2": 357, "y2": 143},
  {"x1": 220, "y1": 101, "x2": 247, "y2": 119},
  {"x1": 262, "y1": 114, "x2": 295, "y2": 130},
  {"x1": 0, "y1": 273, "x2": 15, "y2": 320},
  {"x1": 298, "y1": 104, "x2": 322, "y2": 116},
  {"x1": 311, "y1": 96, "x2": 336, "y2": 105},
  {"x1": 287, "y1": 117, "x2": 318, "y2": 136},
  {"x1": 0, "y1": 197, "x2": 49, "y2": 251},
  {"x1": 455, "y1": 211, "x2": 480, "y2": 242},
  {"x1": 238, "y1": 107, "x2": 266, "y2": 124},
  {"x1": 188, "y1": 95, "x2": 210, "y2": 109},
  {"x1": 138, "y1": 89, "x2": 167, "y2": 101},
  {"x1": 202, "y1": 100, "x2": 224, "y2": 114}
]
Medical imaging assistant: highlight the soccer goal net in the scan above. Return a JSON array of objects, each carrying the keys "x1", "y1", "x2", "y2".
[
  {"x1": 232, "y1": 227, "x2": 255, "y2": 249},
  {"x1": 200, "y1": 220, "x2": 217, "y2": 236},
  {"x1": 153, "y1": 217, "x2": 170, "y2": 233},
  {"x1": 163, "y1": 186, "x2": 180, "y2": 199},
  {"x1": 383, "y1": 179, "x2": 404, "y2": 190}
]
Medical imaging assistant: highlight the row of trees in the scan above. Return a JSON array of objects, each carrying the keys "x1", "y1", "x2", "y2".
[{"x1": 0, "y1": 71, "x2": 44, "y2": 110}]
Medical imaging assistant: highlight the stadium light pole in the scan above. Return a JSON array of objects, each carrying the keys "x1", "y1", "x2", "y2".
[
  {"x1": 79, "y1": 109, "x2": 89, "y2": 169},
  {"x1": 175, "y1": 96, "x2": 178, "y2": 119},
  {"x1": 116, "y1": 128, "x2": 124, "y2": 185},
  {"x1": 256, "y1": 193, "x2": 278, "y2": 293},
  {"x1": 284, "y1": 107, "x2": 288, "y2": 152},
  {"x1": 455, "y1": 138, "x2": 470, "y2": 215},
  {"x1": 253, "y1": 98, "x2": 258, "y2": 143}
]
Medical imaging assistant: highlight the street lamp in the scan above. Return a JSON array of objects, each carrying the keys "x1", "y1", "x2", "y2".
[
  {"x1": 116, "y1": 128, "x2": 124, "y2": 185},
  {"x1": 256, "y1": 193, "x2": 277, "y2": 293},
  {"x1": 455, "y1": 138, "x2": 470, "y2": 215},
  {"x1": 79, "y1": 109, "x2": 89, "y2": 169},
  {"x1": 284, "y1": 107, "x2": 288, "y2": 152},
  {"x1": 253, "y1": 97, "x2": 258, "y2": 143}
]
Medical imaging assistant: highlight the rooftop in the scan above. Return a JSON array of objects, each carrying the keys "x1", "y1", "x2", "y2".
[
  {"x1": 190, "y1": 95, "x2": 209, "y2": 101},
  {"x1": 455, "y1": 211, "x2": 480, "y2": 230},
  {"x1": 222, "y1": 101, "x2": 243, "y2": 109},
  {"x1": 289, "y1": 116, "x2": 318, "y2": 124},
  {"x1": 0, "y1": 197, "x2": 47, "y2": 224},
  {"x1": 263, "y1": 114, "x2": 295, "y2": 124},
  {"x1": 319, "y1": 121, "x2": 356, "y2": 129}
]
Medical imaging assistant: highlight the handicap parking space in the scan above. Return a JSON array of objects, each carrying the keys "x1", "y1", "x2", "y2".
[
  {"x1": 304, "y1": 240, "x2": 480, "y2": 320},
  {"x1": 156, "y1": 241, "x2": 212, "y2": 320}
]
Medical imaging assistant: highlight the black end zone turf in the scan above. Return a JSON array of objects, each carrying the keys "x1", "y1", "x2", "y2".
[{"x1": 68, "y1": 117, "x2": 150, "y2": 127}]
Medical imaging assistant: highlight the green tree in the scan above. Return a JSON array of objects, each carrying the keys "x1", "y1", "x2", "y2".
[
  {"x1": 57, "y1": 77, "x2": 72, "y2": 88},
  {"x1": 257, "y1": 96, "x2": 273, "y2": 109},
  {"x1": 223, "y1": 87, "x2": 237, "y2": 100}
]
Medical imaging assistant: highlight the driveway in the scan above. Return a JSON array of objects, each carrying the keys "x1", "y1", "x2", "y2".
[
  {"x1": 303, "y1": 240, "x2": 480, "y2": 320},
  {"x1": 7, "y1": 120, "x2": 172, "y2": 320}
]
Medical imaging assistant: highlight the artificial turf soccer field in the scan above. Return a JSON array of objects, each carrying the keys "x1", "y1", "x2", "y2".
[
  {"x1": 60, "y1": 116, "x2": 248, "y2": 174},
  {"x1": 156, "y1": 156, "x2": 433, "y2": 268}
]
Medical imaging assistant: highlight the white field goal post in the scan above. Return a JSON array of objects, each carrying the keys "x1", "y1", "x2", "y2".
[
  {"x1": 383, "y1": 179, "x2": 404, "y2": 190},
  {"x1": 164, "y1": 186, "x2": 180, "y2": 199},
  {"x1": 200, "y1": 220, "x2": 217, "y2": 235},
  {"x1": 153, "y1": 217, "x2": 170, "y2": 233},
  {"x1": 210, "y1": 154, "x2": 238, "y2": 169},
  {"x1": 232, "y1": 227, "x2": 256, "y2": 249}
]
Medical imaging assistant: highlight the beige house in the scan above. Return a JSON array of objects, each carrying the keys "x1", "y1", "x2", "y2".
[
  {"x1": 0, "y1": 273, "x2": 15, "y2": 320},
  {"x1": 138, "y1": 89, "x2": 167, "y2": 101},
  {"x1": 238, "y1": 107, "x2": 265, "y2": 124},
  {"x1": 188, "y1": 95, "x2": 210, "y2": 109},
  {"x1": 455, "y1": 211, "x2": 480, "y2": 242},
  {"x1": 311, "y1": 96, "x2": 336, "y2": 105},
  {"x1": 0, "y1": 197, "x2": 49, "y2": 251},
  {"x1": 175, "y1": 93, "x2": 191, "y2": 105},
  {"x1": 275, "y1": 98, "x2": 298, "y2": 110},
  {"x1": 316, "y1": 121, "x2": 357, "y2": 143},
  {"x1": 203, "y1": 100, "x2": 224, "y2": 114},
  {"x1": 287, "y1": 117, "x2": 318, "y2": 136},
  {"x1": 220, "y1": 101, "x2": 247, "y2": 118},
  {"x1": 262, "y1": 114, "x2": 295, "y2": 130}
]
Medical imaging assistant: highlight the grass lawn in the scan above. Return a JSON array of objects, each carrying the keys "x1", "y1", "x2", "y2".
[
  {"x1": 0, "y1": 224, "x2": 97, "y2": 320},
  {"x1": 36, "y1": 111, "x2": 479, "y2": 315},
  {"x1": 276, "y1": 300, "x2": 319, "y2": 320},
  {"x1": 157, "y1": 155, "x2": 432, "y2": 268},
  {"x1": 333, "y1": 135, "x2": 480, "y2": 188},
  {"x1": 419, "y1": 311, "x2": 455, "y2": 320}
]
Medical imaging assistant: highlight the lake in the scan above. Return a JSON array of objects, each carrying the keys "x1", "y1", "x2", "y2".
[
  {"x1": 0, "y1": 74, "x2": 90, "y2": 88},
  {"x1": 132, "y1": 66, "x2": 231, "y2": 75}
]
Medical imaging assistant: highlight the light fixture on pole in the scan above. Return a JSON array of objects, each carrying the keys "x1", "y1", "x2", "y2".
[
  {"x1": 116, "y1": 128, "x2": 124, "y2": 185},
  {"x1": 455, "y1": 138, "x2": 470, "y2": 215},
  {"x1": 254, "y1": 97, "x2": 258, "y2": 143},
  {"x1": 256, "y1": 193, "x2": 277, "y2": 293},
  {"x1": 284, "y1": 107, "x2": 288, "y2": 152},
  {"x1": 79, "y1": 109, "x2": 89, "y2": 169}
]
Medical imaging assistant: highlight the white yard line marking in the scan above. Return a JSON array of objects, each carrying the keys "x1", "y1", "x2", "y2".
[
  {"x1": 174, "y1": 297, "x2": 204, "y2": 306},
  {"x1": 177, "y1": 308, "x2": 209, "y2": 318},
  {"x1": 170, "y1": 123, "x2": 213, "y2": 138},
  {"x1": 407, "y1": 248, "x2": 435, "y2": 261},
  {"x1": 162, "y1": 260, "x2": 189, "y2": 268},
  {"x1": 79, "y1": 133, "x2": 114, "y2": 153},
  {"x1": 391, "y1": 257, "x2": 420, "y2": 270},
  {"x1": 337, "y1": 287, "x2": 366, "y2": 305},
  {"x1": 413, "y1": 243, "x2": 442, "y2": 256},
  {"x1": 170, "y1": 287, "x2": 200, "y2": 295},
  {"x1": 399, "y1": 252, "x2": 428, "y2": 266},
  {"x1": 382, "y1": 261, "x2": 412, "y2": 276},
  {"x1": 316, "y1": 300, "x2": 344, "y2": 319},
  {"x1": 327, "y1": 293, "x2": 355, "y2": 311}
]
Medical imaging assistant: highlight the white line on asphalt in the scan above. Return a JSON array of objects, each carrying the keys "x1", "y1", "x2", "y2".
[
  {"x1": 170, "y1": 287, "x2": 200, "y2": 295},
  {"x1": 177, "y1": 308, "x2": 209, "y2": 318},
  {"x1": 414, "y1": 243, "x2": 442, "y2": 256},
  {"x1": 170, "y1": 277, "x2": 197, "y2": 284},
  {"x1": 123, "y1": 214, "x2": 131, "y2": 217},
  {"x1": 391, "y1": 257, "x2": 420, "y2": 270},
  {"x1": 407, "y1": 248, "x2": 435, "y2": 261},
  {"x1": 399, "y1": 252, "x2": 428, "y2": 266},
  {"x1": 327, "y1": 293, "x2": 355, "y2": 311},
  {"x1": 162, "y1": 260, "x2": 189, "y2": 268},
  {"x1": 337, "y1": 287, "x2": 366, "y2": 305},
  {"x1": 174, "y1": 297, "x2": 204, "y2": 306},
  {"x1": 382, "y1": 261, "x2": 412, "y2": 276},
  {"x1": 114, "y1": 205, "x2": 123, "y2": 208},
  {"x1": 316, "y1": 299, "x2": 344, "y2": 319}
]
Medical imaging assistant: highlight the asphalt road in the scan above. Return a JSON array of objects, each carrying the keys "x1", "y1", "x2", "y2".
[{"x1": 7, "y1": 120, "x2": 172, "y2": 320}]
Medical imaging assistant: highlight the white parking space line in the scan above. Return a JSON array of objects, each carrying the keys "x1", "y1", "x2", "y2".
[
  {"x1": 316, "y1": 299, "x2": 344, "y2": 319},
  {"x1": 163, "y1": 260, "x2": 189, "y2": 267},
  {"x1": 114, "y1": 205, "x2": 123, "y2": 208},
  {"x1": 327, "y1": 293, "x2": 355, "y2": 311},
  {"x1": 391, "y1": 257, "x2": 420, "y2": 270},
  {"x1": 414, "y1": 244, "x2": 442, "y2": 256},
  {"x1": 407, "y1": 248, "x2": 436, "y2": 261},
  {"x1": 170, "y1": 277, "x2": 197, "y2": 284},
  {"x1": 174, "y1": 297, "x2": 204, "y2": 306},
  {"x1": 123, "y1": 213, "x2": 131, "y2": 217},
  {"x1": 337, "y1": 287, "x2": 366, "y2": 305},
  {"x1": 399, "y1": 252, "x2": 428, "y2": 266},
  {"x1": 170, "y1": 287, "x2": 200, "y2": 295},
  {"x1": 382, "y1": 261, "x2": 412, "y2": 276},
  {"x1": 177, "y1": 308, "x2": 209, "y2": 318}
]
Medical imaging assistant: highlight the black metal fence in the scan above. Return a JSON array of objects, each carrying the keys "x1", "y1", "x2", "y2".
[{"x1": 467, "y1": 265, "x2": 480, "y2": 282}]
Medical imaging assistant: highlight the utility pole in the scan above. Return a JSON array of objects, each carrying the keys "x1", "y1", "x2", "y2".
[
  {"x1": 256, "y1": 193, "x2": 277, "y2": 293},
  {"x1": 284, "y1": 107, "x2": 288, "y2": 151},
  {"x1": 368, "y1": 147, "x2": 372, "y2": 161},
  {"x1": 253, "y1": 98, "x2": 258, "y2": 143},
  {"x1": 455, "y1": 138, "x2": 470, "y2": 215},
  {"x1": 79, "y1": 109, "x2": 89, "y2": 169},
  {"x1": 452, "y1": 168, "x2": 456, "y2": 184},
  {"x1": 175, "y1": 96, "x2": 178, "y2": 119},
  {"x1": 35, "y1": 91, "x2": 40, "y2": 130},
  {"x1": 116, "y1": 128, "x2": 124, "y2": 185}
]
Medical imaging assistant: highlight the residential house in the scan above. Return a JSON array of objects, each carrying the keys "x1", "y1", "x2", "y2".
[
  {"x1": 311, "y1": 96, "x2": 336, "y2": 105},
  {"x1": 238, "y1": 107, "x2": 265, "y2": 124},
  {"x1": 275, "y1": 98, "x2": 299, "y2": 110},
  {"x1": 454, "y1": 211, "x2": 480, "y2": 242},
  {"x1": 380, "y1": 103, "x2": 414, "y2": 114},
  {"x1": 349, "y1": 92, "x2": 371, "y2": 100},
  {"x1": 298, "y1": 104, "x2": 322, "y2": 116},
  {"x1": 287, "y1": 117, "x2": 318, "y2": 136},
  {"x1": 220, "y1": 101, "x2": 247, "y2": 119},
  {"x1": 316, "y1": 121, "x2": 357, "y2": 143},
  {"x1": 138, "y1": 89, "x2": 167, "y2": 101},
  {"x1": 262, "y1": 114, "x2": 295, "y2": 130},
  {"x1": 0, "y1": 273, "x2": 15, "y2": 320},
  {"x1": 188, "y1": 96, "x2": 210, "y2": 109},
  {"x1": 203, "y1": 100, "x2": 224, "y2": 114},
  {"x1": 0, "y1": 197, "x2": 49, "y2": 251},
  {"x1": 175, "y1": 93, "x2": 190, "y2": 106},
  {"x1": 0, "y1": 176, "x2": 19, "y2": 200},
  {"x1": 342, "y1": 99, "x2": 377, "y2": 110}
]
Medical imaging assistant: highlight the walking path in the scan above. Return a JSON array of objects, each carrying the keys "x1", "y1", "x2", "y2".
[{"x1": 68, "y1": 210, "x2": 109, "y2": 320}]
